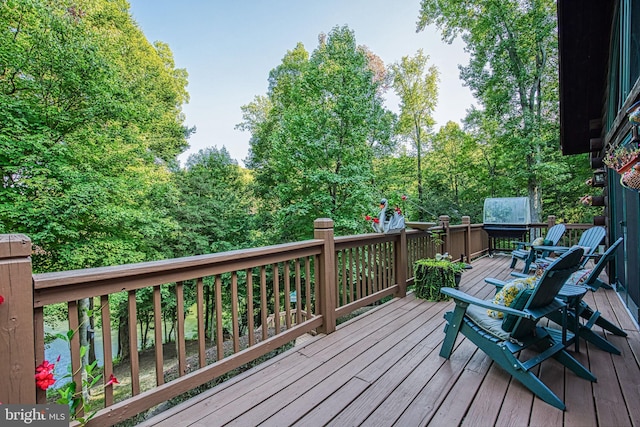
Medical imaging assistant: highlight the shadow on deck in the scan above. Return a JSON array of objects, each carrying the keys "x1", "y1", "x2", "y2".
[{"x1": 141, "y1": 254, "x2": 640, "y2": 427}]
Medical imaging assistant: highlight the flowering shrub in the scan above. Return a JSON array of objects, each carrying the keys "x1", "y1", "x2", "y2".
[{"x1": 34, "y1": 308, "x2": 118, "y2": 426}]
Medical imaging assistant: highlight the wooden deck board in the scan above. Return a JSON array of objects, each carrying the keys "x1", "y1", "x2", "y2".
[{"x1": 142, "y1": 254, "x2": 640, "y2": 427}]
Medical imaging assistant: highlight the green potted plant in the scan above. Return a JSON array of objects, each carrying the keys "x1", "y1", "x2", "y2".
[{"x1": 413, "y1": 253, "x2": 467, "y2": 301}]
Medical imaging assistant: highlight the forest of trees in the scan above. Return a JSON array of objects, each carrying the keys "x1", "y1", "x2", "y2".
[{"x1": 1, "y1": 0, "x2": 600, "y2": 358}]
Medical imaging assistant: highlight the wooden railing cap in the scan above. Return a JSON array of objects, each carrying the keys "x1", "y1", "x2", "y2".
[
  {"x1": 314, "y1": 218, "x2": 334, "y2": 229},
  {"x1": 0, "y1": 234, "x2": 32, "y2": 258}
]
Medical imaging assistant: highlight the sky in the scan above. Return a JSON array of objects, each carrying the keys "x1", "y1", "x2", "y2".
[{"x1": 128, "y1": 1, "x2": 476, "y2": 166}]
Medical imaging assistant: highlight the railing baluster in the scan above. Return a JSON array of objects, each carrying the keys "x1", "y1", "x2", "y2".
[
  {"x1": 128, "y1": 290, "x2": 140, "y2": 396},
  {"x1": 260, "y1": 266, "x2": 268, "y2": 341},
  {"x1": 68, "y1": 300, "x2": 83, "y2": 417},
  {"x1": 33, "y1": 307, "x2": 46, "y2": 404},
  {"x1": 196, "y1": 278, "x2": 206, "y2": 368},
  {"x1": 273, "y1": 263, "x2": 280, "y2": 334},
  {"x1": 284, "y1": 262, "x2": 291, "y2": 329},
  {"x1": 340, "y1": 251, "x2": 347, "y2": 305},
  {"x1": 176, "y1": 281, "x2": 186, "y2": 376},
  {"x1": 294, "y1": 260, "x2": 302, "y2": 324},
  {"x1": 101, "y1": 295, "x2": 114, "y2": 405},
  {"x1": 307, "y1": 257, "x2": 313, "y2": 317},
  {"x1": 231, "y1": 272, "x2": 239, "y2": 353},
  {"x1": 152, "y1": 286, "x2": 164, "y2": 385},
  {"x1": 215, "y1": 276, "x2": 224, "y2": 361},
  {"x1": 247, "y1": 269, "x2": 255, "y2": 346}
]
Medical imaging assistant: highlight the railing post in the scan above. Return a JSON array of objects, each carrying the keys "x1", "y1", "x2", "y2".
[
  {"x1": 314, "y1": 218, "x2": 336, "y2": 334},
  {"x1": 439, "y1": 215, "x2": 451, "y2": 254},
  {"x1": 547, "y1": 215, "x2": 556, "y2": 228},
  {"x1": 462, "y1": 216, "x2": 471, "y2": 262},
  {"x1": 395, "y1": 229, "x2": 407, "y2": 297},
  {"x1": 0, "y1": 234, "x2": 36, "y2": 404}
]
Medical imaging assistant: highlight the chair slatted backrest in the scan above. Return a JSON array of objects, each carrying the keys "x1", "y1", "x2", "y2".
[
  {"x1": 577, "y1": 226, "x2": 606, "y2": 257},
  {"x1": 584, "y1": 237, "x2": 624, "y2": 290},
  {"x1": 510, "y1": 246, "x2": 584, "y2": 338},
  {"x1": 546, "y1": 223, "x2": 566, "y2": 245}
]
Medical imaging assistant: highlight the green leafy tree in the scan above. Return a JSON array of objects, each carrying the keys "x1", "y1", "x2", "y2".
[
  {"x1": 389, "y1": 50, "x2": 439, "y2": 220},
  {"x1": 417, "y1": 0, "x2": 562, "y2": 222},
  {"x1": 240, "y1": 26, "x2": 396, "y2": 240}
]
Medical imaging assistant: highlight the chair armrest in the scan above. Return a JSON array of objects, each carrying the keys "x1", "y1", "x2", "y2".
[
  {"x1": 511, "y1": 240, "x2": 530, "y2": 250},
  {"x1": 532, "y1": 245, "x2": 569, "y2": 253},
  {"x1": 484, "y1": 277, "x2": 506, "y2": 289},
  {"x1": 441, "y1": 287, "x2": 535, "y2": 320},
  {"x1": 510, "y1": 272, "x2": 530, "y2": 279}
]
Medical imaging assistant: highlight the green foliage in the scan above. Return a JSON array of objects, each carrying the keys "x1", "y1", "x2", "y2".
[
  {"x1": 0, "y1": 0, "x2": 190, "y2": 272},
  {"x1": 417, "y1": 0, "x2": 562, "y2": 223},
  {"x1": 239, "y1": 26, "x2": 397, "y2": 242},
  {"x1": 413, "y1": 258, "x2": 457, "y2": 301}
]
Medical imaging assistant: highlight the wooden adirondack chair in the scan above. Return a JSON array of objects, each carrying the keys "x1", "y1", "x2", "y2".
[
  {"x1": 546, "y1": 237, "x2": 626, "y2": 354},
  {"x1": 510, "y1": 223, "x2": 566, "y2": 273},
  {"x1": 529, "y1": 226, "x2": 606, "y2": 272},
  {"x1": 440, "y1": 247, "x2": 595, "y2": 410},
  {"x1": 491, "y1": 237, "x2": 626, "y2": 354}
]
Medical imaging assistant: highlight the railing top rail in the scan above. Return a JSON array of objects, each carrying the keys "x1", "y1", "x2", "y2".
[{"x1": 34, "y1": 242, "x2": 324, "y2": 307}]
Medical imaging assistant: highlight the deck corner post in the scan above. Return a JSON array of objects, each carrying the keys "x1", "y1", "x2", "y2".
[
  {"x1": 395, "y1": 229, "x2": 408, "y2": 297},
  {"x1": 314, "y1": 218, "x2": 336, "y2": 334},
  {"x1": 0, "y1": 234, "x2": 36, "y2": 404}
]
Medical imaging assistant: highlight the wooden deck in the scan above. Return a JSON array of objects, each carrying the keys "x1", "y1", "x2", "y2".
[{"x1": 141, "y1": 254, "x2": 640, "y2": 427}]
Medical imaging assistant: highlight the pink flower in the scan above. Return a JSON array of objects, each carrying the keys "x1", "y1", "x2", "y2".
[
  {"x1": 401, "y1": 195, "x2": 407, "y2": 201},
  {"x1": 395, "y1": 206, "x2": 402, "y2": 214},
  {"x1": 0, "y1": 295, "x2": 4, "y2": 304},
  {"x1": 35, "y1": 360, "x2": 56, "y2": 391},
  {"x1": 105, "y1": 373, "x2": 119, "y2": 386}
]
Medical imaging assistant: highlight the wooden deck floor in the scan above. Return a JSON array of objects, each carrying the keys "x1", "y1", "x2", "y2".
[{"x1": 141, "y1": 254, "x2": 640, "y2": 427}]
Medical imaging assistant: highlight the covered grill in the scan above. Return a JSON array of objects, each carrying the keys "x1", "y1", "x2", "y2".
[{"x1": 482, "y1": 197, "x2": 531, "y2": 256}]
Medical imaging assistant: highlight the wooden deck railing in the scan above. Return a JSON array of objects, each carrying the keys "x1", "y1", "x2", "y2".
[{"x1": 0, "y1": 216, "x2": 592, "y2": 426}]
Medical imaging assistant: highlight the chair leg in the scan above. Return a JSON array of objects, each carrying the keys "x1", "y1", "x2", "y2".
[
  {"x1": 510, "y1": 255, "x2": 518, "y2": 269},
  {"x1": 547, "y1": 309, "x2": 622, "y2": 355},
  {"x1": 579, "y1": 302, "x2": 627, "y2": 337},
  {"x1": 521, "y1": 251, "x2": 536, "y2": 273},
  {"x1": 552, "y1": 348, "x2": 597, "y2": 381},
  {"x1": 440, "y1": 306, "x2": 466, "y2": 358},
  {"x1": 490, "y1": 345, "x2": 567, "y2": 410}
]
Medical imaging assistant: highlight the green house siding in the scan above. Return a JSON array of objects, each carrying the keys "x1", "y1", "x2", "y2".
[{"x1": 605, "y1": 1, "x2": 640, "y2": 323}]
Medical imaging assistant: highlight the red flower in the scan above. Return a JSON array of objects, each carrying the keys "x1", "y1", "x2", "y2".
[
  {"x1": 0, "y1": 295, "x2": 4, "y2": 305},
  {"x1": 373, "y1": 218, "x2": 380, "y2": 224},
  {"x1": 364, "y1": 215, "x2": 371, "y2": 221},
  {"x1": 105, "y1": 373, "x2": 119, "y2": 386},
  {"x1": 401, "y1": 195, "x2": 407, "y2": 201},
  {"x1": 35, "y1": 360, "x2": 56, "y2": 391},
  {"x1": 395, "y1": 206, "x2": 402, "y2": 214}
]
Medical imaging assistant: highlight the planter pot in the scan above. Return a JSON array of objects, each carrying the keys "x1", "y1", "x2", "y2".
[
  {"x1": 616, "y1": 154, "x2": 640, "y2": 174},
  {"x1": 591, "y1": 195, "x2": 605, "y2": 206},
  {"x1": 593, "y1": 215, "x2": 606, "y2": 226}
]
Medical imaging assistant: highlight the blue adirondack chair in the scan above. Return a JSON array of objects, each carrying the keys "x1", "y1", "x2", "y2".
[
  {"x1": 510, "y1": 223, "x2": 567, "y2": 272},
  {"x1": 439, "y1": 247, "x2": 595, "y2": 410}
]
